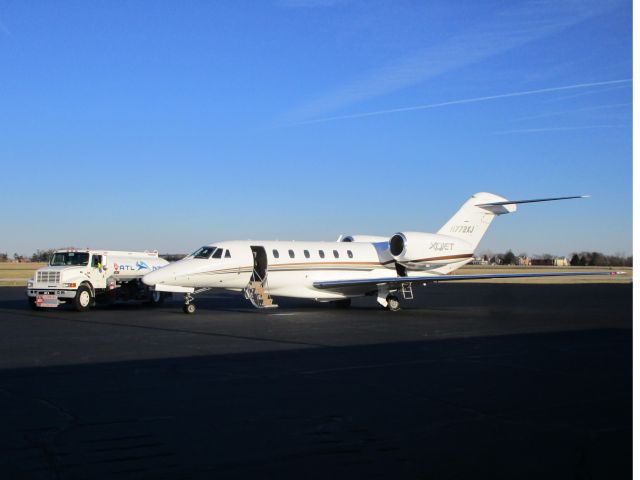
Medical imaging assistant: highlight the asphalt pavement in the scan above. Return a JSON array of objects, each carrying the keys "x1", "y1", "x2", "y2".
[{"x1": 0, "y1": 283, "x2": 632, "y2": 479}]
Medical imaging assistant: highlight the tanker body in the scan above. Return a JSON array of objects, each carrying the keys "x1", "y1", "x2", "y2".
[{"x1": 26, "y1": 249, "x2": 170, "y2": 311}]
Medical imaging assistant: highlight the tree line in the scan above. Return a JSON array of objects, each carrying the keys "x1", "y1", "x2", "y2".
[
  {"x1": 0, "y1": 249, "x2": 56, "y2": 263},
  {"x1": 483, "y1": 250, "x2": 632, "y2": 267},
  {"x1": 568, "y1": 252, "x2": 633, "y2": 267}
]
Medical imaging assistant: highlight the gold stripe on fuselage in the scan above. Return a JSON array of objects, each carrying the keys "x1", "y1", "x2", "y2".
[{"x1": 194, "y1": 254, "x2": 469, "y2": 276}]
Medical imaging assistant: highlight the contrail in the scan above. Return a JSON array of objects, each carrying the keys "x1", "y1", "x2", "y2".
[
  {"x1": 511, "y1": 102, "x2": 631, "y2": 122},
  {"x1": 286, "y1": 79, "x2": 632, "y2": 126}
]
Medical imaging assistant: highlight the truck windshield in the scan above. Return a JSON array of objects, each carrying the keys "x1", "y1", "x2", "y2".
[
  {"x1": 191, "y1": 246, "x2": 218, "y2": 259},
  {"x1": 50, "y1": 252, "x2": 90, "y2": 266}
]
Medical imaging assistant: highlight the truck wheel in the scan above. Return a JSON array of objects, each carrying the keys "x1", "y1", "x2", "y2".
[
  {"x1": 74, "y1": 285, "x2": 92, "y2": 312},
  {"x1": 386, "y1": 295, "x2": 401, "y2": 312},
  {"x1": 183, "y1": 303, "x2": 196, "y2": 314},
  {"x1": 149, "y1": 290, "x2": 164, "y2": 306}
]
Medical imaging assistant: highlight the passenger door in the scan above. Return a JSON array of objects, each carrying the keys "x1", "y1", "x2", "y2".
[
  {"x1": 250, "y1": 246, "x2": 268, "y2": 282},
  {"x1": 90, "y1": 254, "x2": 108, "y2": 287}
]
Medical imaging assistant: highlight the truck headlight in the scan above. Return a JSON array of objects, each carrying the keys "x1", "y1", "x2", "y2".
[{"x1": 63, "y1": 282, "x2": 77, "y2": 288}]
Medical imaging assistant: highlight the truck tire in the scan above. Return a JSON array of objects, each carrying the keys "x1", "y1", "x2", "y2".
[
  {"x1": 74, "y1": 285, "x2": 92, "y2": 312},
  {"x1": 149, "y1": 290, "x2": 164, "y2": 306}
]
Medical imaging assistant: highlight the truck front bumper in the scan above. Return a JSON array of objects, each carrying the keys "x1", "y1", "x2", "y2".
[
  {"x1": 27, "y1": 289, "x2": 76, "y2": 300},
  {"x1": 27, "y1": 289, "x2": 78, "y2": 308}
]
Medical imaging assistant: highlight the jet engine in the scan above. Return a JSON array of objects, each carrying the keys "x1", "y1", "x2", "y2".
[{"x1": 389, "y1": 231, "x2": 472, "y2": 270}]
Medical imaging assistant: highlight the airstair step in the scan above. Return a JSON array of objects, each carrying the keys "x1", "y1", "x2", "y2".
[{"x1": 244, "y1": 275, "x2": 277, "y2": 309}]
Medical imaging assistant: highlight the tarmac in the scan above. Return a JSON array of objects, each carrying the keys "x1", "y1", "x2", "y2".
[{"x1": 0, "y1": 282, "x2": 632, "y2": 479}]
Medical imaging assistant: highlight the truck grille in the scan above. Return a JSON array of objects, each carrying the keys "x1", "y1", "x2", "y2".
[{"x1": 37, "y1": 271, "x2": 60, "y2": 284}]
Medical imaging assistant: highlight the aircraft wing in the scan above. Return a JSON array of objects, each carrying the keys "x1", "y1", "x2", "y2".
[{"x1": 313, "y1": 270, "x2": 625, "y2": 291}]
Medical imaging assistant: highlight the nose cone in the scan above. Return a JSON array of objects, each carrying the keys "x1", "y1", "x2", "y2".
[{"x1": 142, "y1": 268, "x2": 167, "y2": 286}]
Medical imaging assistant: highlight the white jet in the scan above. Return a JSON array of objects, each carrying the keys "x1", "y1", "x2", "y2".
[{"x1": 142, "y1": 192, "x2": 623, "y2": 313}]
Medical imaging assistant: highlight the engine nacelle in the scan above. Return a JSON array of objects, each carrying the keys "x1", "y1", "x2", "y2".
[
  {"x1": 389, "y1": 231, "x2": 473, "y2": 270},
  {"x1": 339, "y1": 235, "x2": 390, "y2": 243}
]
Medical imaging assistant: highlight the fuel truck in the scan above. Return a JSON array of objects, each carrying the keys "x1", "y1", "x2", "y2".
[{"x1": 26, "y1": 249, "x2": 170, "y2": 311}]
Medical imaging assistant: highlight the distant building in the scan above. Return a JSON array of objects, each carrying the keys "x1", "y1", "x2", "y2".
[
  {"x1": 470, "y1": 256, "x2": 489, "y2": 265},
  {"x1": 531, "y1": 258, "x2": 552, "y2": 266},
  {"x1": 530, "y1": 257, "x2": 569, "y2": 266},
  {"x1": 516, "y1": 256, "x2": 531, "y2": 266}
]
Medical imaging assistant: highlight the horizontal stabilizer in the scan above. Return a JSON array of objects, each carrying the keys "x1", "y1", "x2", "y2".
[{"x1": 476, "y1": 195, "x2": 589, "y2": 207}]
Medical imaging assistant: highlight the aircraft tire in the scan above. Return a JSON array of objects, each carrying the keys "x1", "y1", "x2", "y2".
[
  {"x1": 386, "y1": 295, "x2": 401, "y2": 312},
  {"x1": 183, "y1": 303, "x2": 196, "y2": 314}
]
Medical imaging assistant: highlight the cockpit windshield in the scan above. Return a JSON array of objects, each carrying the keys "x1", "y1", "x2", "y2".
[
  {"x1": 191, "y1": 246, "x2": 218, "y2": 259},
  {"x1": 50, "y1": 252, "x2": 90, "y2": 266}
]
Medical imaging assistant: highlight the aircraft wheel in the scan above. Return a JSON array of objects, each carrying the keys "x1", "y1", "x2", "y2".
[
  {"x1": 334, "y1": 299, "x2": 352, "y2": 309},
  {"x1": 386, "y1": 295, "x2": 401, "y2": 312},
  {"x1": 183, "y1": 303, "x2": 196, "y2": 314},
  {"x1": 74, "y1": 285, "x2": 92, "y2": 312}
]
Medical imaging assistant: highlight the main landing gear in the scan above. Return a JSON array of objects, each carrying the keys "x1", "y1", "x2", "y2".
[
  {"x1": 377, "y1": 287, "x2": 401, "y2": 311},
  {"x1": 386, "y1": 295, "x2": 401, "y2": 312}
]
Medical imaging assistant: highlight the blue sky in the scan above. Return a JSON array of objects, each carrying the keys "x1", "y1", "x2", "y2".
[{"x1": 0, "y1": 0, "x2": 632, "y2": 256}]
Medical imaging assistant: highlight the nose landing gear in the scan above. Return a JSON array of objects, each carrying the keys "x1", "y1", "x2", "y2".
[
  {"x1": 183, "y1": 303, "x2": 196, "y2": 314},
  {"x1": 182, "y1": 288, "x2": 211, "y2": 314},
  {"x1": 183, "y1": 292, "x2": 196, "y2": 314}
]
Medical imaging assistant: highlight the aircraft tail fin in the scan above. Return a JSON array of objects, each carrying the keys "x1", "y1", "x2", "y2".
[{"x1": 438, "y1": 192, "x2": 588, "y2": 251}]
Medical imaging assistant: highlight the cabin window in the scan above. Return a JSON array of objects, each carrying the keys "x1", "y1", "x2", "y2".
[
  {"x1": 289, "y1": 249, "x2": 295, "y2": 258},
  {"x1": 304, "y1": 250, "x2": 310, "y2": 259},
  {"x1": 333, "y1": 250, "x2": 339, "y2": 258},
  {"x1": 212, "y1": 249, "x2": 223, "y2": 259},
  {"x1": 319, "y1": 250, "x2": 325, "y2": 259},
  {"x1": 347, "y1": 250, "x2": 353, "y2": 258},
  {"x1": 273, "y1": 249, "x2": 279, "y2": 259},
  {"x1": 225, "y1": 250, "x2": 231, "y2": 258}
]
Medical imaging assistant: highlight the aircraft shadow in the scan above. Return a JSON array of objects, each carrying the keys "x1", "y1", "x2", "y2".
[{"x1": 0, "y1": 327, "x2": 631, "y2": 480}]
